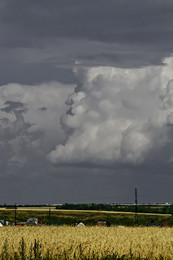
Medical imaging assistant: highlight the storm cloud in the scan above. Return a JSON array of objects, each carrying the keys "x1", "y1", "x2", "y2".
[
  {"x1": 0, "y1": 0, "x2": 173, "y2": 85},
  {"x1": 0, "y1": 1, "x2": 173, "y2": 204}
]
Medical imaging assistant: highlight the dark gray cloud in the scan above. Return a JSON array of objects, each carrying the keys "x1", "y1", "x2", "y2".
[
  {"x1": 39, "y1": 106, "x2": 47, "y2": 111},
  {"x1": 1, "y1": 101, "x2": 27, "y2": 114},
  {"x1": 0, "y1": 0, "x2": 173, "y2": 85},
  {"x1": 0, "y1": 61, "x2": 76, "y2": 85},
  {"x1": 1, "y1": 164, "x2": 173, "y2": 204},
  {"x1": 1, "y1": 0, "x2": 173, "y2": 46}
]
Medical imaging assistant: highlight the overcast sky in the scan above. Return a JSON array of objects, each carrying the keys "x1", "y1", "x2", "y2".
[{"x1": 1, "y1": 0, "x2": 173, "y2": 204}]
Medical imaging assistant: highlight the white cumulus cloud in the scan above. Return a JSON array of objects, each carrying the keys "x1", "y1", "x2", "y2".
[{"x1": 49, "y1": 56, "x2": 173, "y2": 166}]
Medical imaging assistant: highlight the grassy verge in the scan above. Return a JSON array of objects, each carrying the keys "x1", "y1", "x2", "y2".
[{"x1": 0, "y1": 208, "x2": 172, "y2": 226}]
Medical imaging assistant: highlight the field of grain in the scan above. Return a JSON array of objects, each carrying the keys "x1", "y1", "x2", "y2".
[{"x1": 0, "y1": 226, "x2": 172, "y2": 259}]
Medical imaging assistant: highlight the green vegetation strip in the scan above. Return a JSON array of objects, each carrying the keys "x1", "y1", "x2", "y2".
[{"x1": 0, "y1": 209, "x2": 173, "y2": 226}]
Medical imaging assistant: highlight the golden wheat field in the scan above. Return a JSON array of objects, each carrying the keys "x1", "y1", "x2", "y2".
[{"x1": 0, "y1": 226, "x2": 173, "y2": 259}]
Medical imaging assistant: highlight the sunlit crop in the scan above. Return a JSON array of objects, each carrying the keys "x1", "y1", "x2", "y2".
[{"x1": 0, "y1": 226, "x2": 172, "y2": 259}]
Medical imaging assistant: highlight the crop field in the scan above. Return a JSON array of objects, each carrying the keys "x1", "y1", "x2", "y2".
[{"x1": 0, "y1": 226, "x2": 173, "y2": 259}]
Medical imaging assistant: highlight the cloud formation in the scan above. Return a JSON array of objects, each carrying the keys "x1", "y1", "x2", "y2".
[
  {"x1": 1, "y1": 1, "x2": 173, "y2": 203},
  {"x1": 0, "y1": 0, "x2": 173, "y2": 86},
  {"x1": 0, "y1": 82, "x2": 73, "y2": 175},
  {"x1": 49, "y1": 56, "x2": 173, "y2": 166}
]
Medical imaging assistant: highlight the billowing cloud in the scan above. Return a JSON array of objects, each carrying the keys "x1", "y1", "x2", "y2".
[
  {"x1": 0, "y1": 81, "x2": 73, "y2": 175},
  {"x1": 49, "y1": 56, "x2": 173, "y2": 166}
]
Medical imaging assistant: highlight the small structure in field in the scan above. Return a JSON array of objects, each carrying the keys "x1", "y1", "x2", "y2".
[
  {"x1": 0, "y1": 220, "x2": 9, "y2": 226},
  {"x1": 76, "y1": 222, "x2": 85, "y2": 227},
  {"x1": 27, "y1": 218, "x2": 38, "y2": 225}
]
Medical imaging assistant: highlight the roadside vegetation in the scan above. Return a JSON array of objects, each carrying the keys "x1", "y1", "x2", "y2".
[{"x1": 0, "y1": 207, "x2": 173, "y2": 226}]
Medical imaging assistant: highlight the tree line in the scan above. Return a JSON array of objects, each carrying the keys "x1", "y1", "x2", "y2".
[{"x1": 56, "y1": 203, "x2": 173, "y2": 214}]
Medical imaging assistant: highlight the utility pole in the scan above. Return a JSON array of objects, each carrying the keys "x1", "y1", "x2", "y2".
[
  {"x1": 135, "y1": 188, "x2": 138, "y2": 225},
  {"x1": 48, "y1": 207, "x2": 51, "y2": 225},
  {"x1": 14, "y1": 204, "x2": 17, "y2": 226}
]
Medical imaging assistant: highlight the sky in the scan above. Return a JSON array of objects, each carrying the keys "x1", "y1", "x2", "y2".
[{"x1": 1, "y1": 0, "x2": 173, "y2": 204}]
